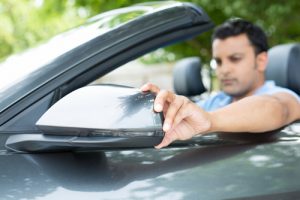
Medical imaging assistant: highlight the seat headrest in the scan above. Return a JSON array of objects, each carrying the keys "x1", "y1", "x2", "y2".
[
  {"x1": 173, "y1": 57, "x2": 206, "y2": 96},
  {"x1": 266, "y1": 43, "x2": 300, "y2": 95}
]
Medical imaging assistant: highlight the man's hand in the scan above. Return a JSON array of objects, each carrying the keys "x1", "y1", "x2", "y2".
[
  {"x1": 141, "y1": 83, "x2": 212, "y2": 149},
  {"x1": 141, "y1": 83, "x2": 300, "y2": 149}
]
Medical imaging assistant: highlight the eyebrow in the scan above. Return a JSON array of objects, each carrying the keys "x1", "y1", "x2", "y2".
[
  {"x1": 213, "y1": 53, "x2": 244, "y2": 60},
  {"x1": 214, "y1": 54, "x2": 244, "y2": 67},
  {"x1": 228, "y1": 53, "x2": 244, "y2": 57}
]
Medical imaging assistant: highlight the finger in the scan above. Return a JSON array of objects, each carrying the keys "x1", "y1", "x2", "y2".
[
  {"x1": 154, "y1": 90, "x2": 175, "y2": 112},
  {"x1": 140, "y1": 83, "x2": 160, "y2": 93},
  {"x1": 163, "y1": 96, "x2": 184, "y2": 132},
  {"x1": 162, "y1": 103, "x2": 169, "y2": 117},
  {"x1": 171, "y1": 97, "x2": 190, "y2": 128},
  {"x1": 155, "y1": 132, "x2": 174, "y2": 149}
]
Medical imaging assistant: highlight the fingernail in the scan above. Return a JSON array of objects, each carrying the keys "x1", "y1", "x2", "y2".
[
  {"x1": 163, "y1": 123, "x2": 170, "y2": 131},
  {"x1": 154, "y1": 104, "x2": 162, "y2": 112}
]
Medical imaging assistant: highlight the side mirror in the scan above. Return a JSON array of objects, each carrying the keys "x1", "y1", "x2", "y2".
[
  {"x1": 36, "y1": 84, "x2": 164, "y2": 137},
  {"x1": 6, "y1": 85, "x2": 164, "y2": 152}
]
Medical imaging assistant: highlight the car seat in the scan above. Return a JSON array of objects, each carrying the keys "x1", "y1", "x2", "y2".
[
  {"x1": 173, "y1": 57, "x2": 207, "y2": 96},
  {"x1": 265, "y1": 43, "x2": 300, "y2": 95}
]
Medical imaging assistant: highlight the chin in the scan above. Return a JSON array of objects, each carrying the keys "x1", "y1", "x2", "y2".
[
  {"x1": 224, "y1": 90, "x2": 248, "y2": 99},
  {"x1": 222, "y1": 87, "x2": 243, "y2": 97},
  {"x1": 222, "y1": 87, "x2": 235, "y2": 95}
]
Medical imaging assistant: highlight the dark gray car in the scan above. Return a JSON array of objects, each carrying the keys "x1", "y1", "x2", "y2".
[{"x1": 1, "y1": 2, "x2": 300, "y2": 199}]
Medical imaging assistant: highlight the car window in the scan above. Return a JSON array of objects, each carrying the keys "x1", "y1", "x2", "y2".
[
  {"x1": 91, "y1": 49, "x2": 175, "y2": 91},
  {"x1": 0, "y1": 7, "x2": 152, "y2": 113}
]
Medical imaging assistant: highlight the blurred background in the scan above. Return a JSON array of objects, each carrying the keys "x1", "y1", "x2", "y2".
[
  {"x1": 1, "y1": 0, "x2": 299, "y2": 63},
  {"x1": 0, "y1": 0, "x2": 299, "y2": 91}
]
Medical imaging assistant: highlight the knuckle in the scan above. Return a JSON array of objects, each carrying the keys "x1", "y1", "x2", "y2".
[
  {"x1": 175, "y1": 110, "x2": 184, "y2": 121},
  {"x1": 156, "y1": 90, "x2": 167, "y2": 100},
  {"x1": 170, "y1": 98, "x2": 180, "y2": 108}
]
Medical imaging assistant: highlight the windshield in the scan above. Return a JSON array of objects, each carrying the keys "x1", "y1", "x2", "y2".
[
  {"x1": 0, "y1": 8, "x2": 149, "y2": 93},
  {"x1": 1, "y1": 5, "x2": 177, "y2": 114},
  {"x1": 0, "y1": 1, "x2": 183, "y2": 113}
]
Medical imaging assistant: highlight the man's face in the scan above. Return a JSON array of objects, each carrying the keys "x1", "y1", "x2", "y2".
[{"x1": 212, "y1": 34, "x2": 264, "y2": 99}]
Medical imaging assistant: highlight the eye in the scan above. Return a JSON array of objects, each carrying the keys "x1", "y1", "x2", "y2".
[{"x1": 229, "y1": 56, "x2": 242, "y2": 63}]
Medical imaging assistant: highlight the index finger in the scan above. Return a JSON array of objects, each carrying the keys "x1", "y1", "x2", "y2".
[{"x1": 140, "y1": 83, "x2": 160, "y2": 93}]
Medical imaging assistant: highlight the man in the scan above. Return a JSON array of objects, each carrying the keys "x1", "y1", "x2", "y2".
[{"x1": 141, "y1": 19, "x2": 300, "y2": 149}]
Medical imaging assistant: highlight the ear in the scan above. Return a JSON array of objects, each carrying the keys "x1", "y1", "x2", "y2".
[{"x1": 256, "y1": 52, "x2": 268, "y2": 72}]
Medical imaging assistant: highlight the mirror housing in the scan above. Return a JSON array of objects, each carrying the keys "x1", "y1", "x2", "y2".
[{"x1": 36, "y1": 85, "x2": 164, "y2": 137}]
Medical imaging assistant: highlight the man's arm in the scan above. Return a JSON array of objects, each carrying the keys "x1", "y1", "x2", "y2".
[
  {"x1": 210, "y1": 92, "x2": 300, "y2": 133},
  {"x1": 141, "y1": 83, "x2": 300, "y2": 149}
]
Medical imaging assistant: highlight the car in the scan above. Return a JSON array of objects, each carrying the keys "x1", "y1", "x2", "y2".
[{"x1": 0, "y1": 1, "x2": 300, "y2": 199}]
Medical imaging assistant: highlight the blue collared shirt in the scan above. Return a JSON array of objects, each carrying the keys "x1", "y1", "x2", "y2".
[{"x1": 197, "y1": 80, "x2": 300, "y2": 112}]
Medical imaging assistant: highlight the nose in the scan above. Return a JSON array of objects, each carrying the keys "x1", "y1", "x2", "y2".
[{"x1": 217, "y1": 62, "x2": 232, "y2": 76}]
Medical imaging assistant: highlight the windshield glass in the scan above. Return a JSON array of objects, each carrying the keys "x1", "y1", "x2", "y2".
[
  {"x1": 0, "y1": 8, "x2": 148, "y2": 93},
  {"x1": 0, "y1": 6, "x2": 167, "y2": 113},
  {"x1": 0, "y1": 2, "x2": 182, "y2": 113}
]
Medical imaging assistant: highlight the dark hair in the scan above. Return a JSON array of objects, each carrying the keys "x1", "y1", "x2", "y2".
[{"x1": 212, "y1": 18, "x2": 268, "y2": 55}]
